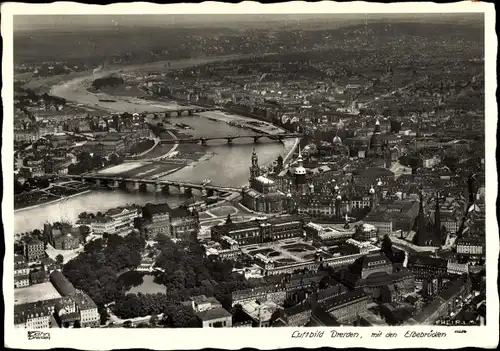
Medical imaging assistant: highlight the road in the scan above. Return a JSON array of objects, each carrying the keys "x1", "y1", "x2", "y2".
[{"x1": 364, "y1": 76, "x2": 428, "y2": 107}]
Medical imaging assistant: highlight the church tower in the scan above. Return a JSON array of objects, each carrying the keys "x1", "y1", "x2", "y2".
[
  {"x1": 249, "y1": 148, "x2": 260, "y2": 180},
  {"x1": 434, "y1": 192, "x2": 444, "y2": 244},
  {"x1": 294, "y1": 147, "x2": 307, "y2": 194},
  {"x1": 369, "y1": 119, "x2": 383, "y2": 156}
]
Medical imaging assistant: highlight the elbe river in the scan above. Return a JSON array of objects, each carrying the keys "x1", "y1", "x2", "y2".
[{"x1": 15, "y1": 55, "x2": 292, "y2": 233}]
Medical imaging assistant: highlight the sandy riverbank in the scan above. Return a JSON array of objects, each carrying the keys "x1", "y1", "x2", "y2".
[{"x1": 14, "y1": 189, "x2": 92, "y2": 213}]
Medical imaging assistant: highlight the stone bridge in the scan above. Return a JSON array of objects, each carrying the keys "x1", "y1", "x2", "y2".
[
  {"x1": 160, "y1": 132, "x2": 301, "y2": 146},
  {"x1": 56, "y1": 174, "x2": 241, "y2": 196}
]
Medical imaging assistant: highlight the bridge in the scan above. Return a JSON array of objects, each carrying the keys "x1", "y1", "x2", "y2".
[
  {"x1": 160, "y1": 133, "x2": 301, "y2": 146},
  {"x1": 56, "y1": 174, "x2": 242, "y2": 196},
  {"x1": 150, "y1": 107, "x2": 220, "y2": 118}
]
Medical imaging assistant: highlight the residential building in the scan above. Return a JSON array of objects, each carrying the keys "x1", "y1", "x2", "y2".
[
  {"x1": 456, "y1": 237, "x2": 485, "y2": 257},
  {"x1": 321, "y1": 289, "x2": 370, "y2": 324},
  {"x1": 15, "y1": 275, "x2": 30, "y2": 288},
  {"x1": 23, "y1": 239, "x2": 45, "y2": 262},
  {"x1": 74, "y1": 291, "x2": 100, "y2": 327},
  {"x1": 14, "y1": 255, "x2": 30, "y2": 276},
  {"x1": 196, "y1": 308, "x2": 233, "y2": 328},
  {"x1": 14, "y1": 302, "x2": 53, "y2": 329}
]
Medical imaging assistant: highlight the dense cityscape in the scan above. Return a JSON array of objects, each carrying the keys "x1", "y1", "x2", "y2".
[{"x1": 12, "y1": 13, "x2": 486, "y2": 330}]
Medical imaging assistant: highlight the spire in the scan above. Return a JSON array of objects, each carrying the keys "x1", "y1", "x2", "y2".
[{"x1": 434, "y1": 191, "x2": 441, "y2": 236}]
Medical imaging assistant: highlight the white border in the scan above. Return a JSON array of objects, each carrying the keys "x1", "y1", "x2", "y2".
[{"x1": 2, "y1": 2, "x2": 498, "y2": 350}]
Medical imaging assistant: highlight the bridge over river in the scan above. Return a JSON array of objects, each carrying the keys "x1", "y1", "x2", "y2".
[
  {"x1": 55, "y1": 174, "x2": 242, "y2": 196},
  {"x1": 160, "y1": 132, "x2": 301, "y2": 146}
]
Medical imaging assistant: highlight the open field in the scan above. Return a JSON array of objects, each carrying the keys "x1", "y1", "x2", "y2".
[
  {"x1": 14, "y1": 282, "x2": 61, "y2": 305},
  {"x1": 97, "y1": 162, "x2": 146, "y2": 175}
]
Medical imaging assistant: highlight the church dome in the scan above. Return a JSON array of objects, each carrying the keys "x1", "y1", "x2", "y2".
[
  {"x1": 369, "y1": 186, "x2": 375, "y2": 194},
  {"x1": 333, "y1": 136, "x2": 342, "y2": 144},
  {"x1": 336, "y1": 194, "x2": 342, "y2": 200},
  {"x1": 377, "y1": 180, "x2": 383, "y2": 187},
  {"x1": 295, "y1": 165, "x2": 307, "y2": 175},
  {"x1": 334, "y1": 185, "x2": 340, "y2": 191}
]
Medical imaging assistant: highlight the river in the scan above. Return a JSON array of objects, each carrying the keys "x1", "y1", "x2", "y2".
[{"x1": 15, "y1": 56, "x2": 292, "y2": 233}]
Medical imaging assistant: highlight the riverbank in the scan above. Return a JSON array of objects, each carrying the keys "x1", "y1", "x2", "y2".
[{"x1": 14, "y1": 189, "x2": 92, "y2": 213}]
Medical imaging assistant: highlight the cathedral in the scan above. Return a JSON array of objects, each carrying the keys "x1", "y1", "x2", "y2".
[
  {"x1": 241, "y1": 149, "x2": 287, "y2": 213},
  {"x1": 413, "y1": 191, "x2": 446, "y2": 247}
]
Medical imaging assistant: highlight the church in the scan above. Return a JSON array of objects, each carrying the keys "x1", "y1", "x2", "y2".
[
  {"x1": 412, "y1": 191, "x2": 446, "y2": 247},
  {"x1": 241, "y1": 149, "x2": 289, "y2": 213}
]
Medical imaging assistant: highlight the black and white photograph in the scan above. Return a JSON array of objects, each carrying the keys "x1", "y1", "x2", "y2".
[{"x1": 2, "y1": 1, "x2": 498, "y2": 350}]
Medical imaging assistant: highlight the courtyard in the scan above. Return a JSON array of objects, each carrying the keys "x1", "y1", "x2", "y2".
[{"x1": 241, "y1": 238, "x2": 333, "y2": 266}]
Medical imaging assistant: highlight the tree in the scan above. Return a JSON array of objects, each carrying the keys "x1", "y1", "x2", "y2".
[
  {"x1": 149, "y1": 314, "x2": 158, "y2": 327},
  {"x1": 55, "y1": 254, "x2": 64, "y2": 265}
]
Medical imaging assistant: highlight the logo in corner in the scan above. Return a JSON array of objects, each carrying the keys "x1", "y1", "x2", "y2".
[{"x1": 27, "y1": 331, "x2": 51, "y2": 340}]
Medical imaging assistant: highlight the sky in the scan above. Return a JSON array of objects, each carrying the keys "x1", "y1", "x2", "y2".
[{"x1": 14, "y1": 13, "x2": 484, "y2": 32}]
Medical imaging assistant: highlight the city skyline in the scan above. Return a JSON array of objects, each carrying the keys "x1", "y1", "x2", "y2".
[{"x1": 3, "y1": 2, "x2": 497, "y2": 351}]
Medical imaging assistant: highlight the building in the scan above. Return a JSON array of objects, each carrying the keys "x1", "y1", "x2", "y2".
[
  {"x1": 211, "y1": 216, "x2": 304, "y2": 246},
  {"x1": 51, "y1": 227, "x2": 80, "y2": 250},
  {"x1": 412, "y1": 192, "x2": 445, "y2": 247},
  {"x1": 334, "y1": 252, "x2": 415, "y2": 302},
  {"x1": 242, "y1": 149, "x2": 286, "y2": 213},
  {"x1": 189, "y1": 295, "x2": 223, "y2": 313},
  {"x1": 50, "y1": 270, "x2": 77, "y2": 297},
  {"x1": 241, "y1": 300, "x2": 282, "y2": 327},
  {"x1": 142, "y1": 203, "x2": 171, "y2": 237},
  {"x1": 30, "y1": 269, "x2": 48, "y2": 285},
  {"x1": 15, "y1": 275, "x2": 30, "y2": 288},
  {"x1": 353, "y1": 223, "x2": 378, "y2": 242},
  {"x1": 91, "y1": 206, "x2": 140, "y2": 236},
  {"x1": 456, "y1": 236, "x2": 485, "y2": 257},
  {"x1": 321, "y1": 289, "x2": 370, "y2": 324},
  {"x1": 14, "y1": 255, "x2": 30, "y2": 276},
  {"x1": 14, "y1": 302, "x2": 53, "y2": 329},
  {"x1": 196, "y1": 308, "x2": 233, "y2": 328},
  {"x1": 74, "y1": 291, "x2": 100, "y2": 327},
  {"x1": 186, "y1": 295, "x2": 232, "y2": 328},
  {"x1": 23, "y1": 238, "x2": 45, "y2": 262},
  {"x1": 363, "y1": 211, "x2": 393, "y2": 234},
  {"x1": 169, "y1": 207, "x2": 200, "y2": 239},
  {"x1": 410, "y1": 275, "x2": 472, "y2": 325},
  {"x1": 379, "y1": 302, "x2": 416, "y2": 325}
]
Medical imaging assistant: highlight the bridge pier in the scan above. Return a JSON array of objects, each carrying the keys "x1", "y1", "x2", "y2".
[
  {"x1": 95, "y1": 179, "x2": 101, "y2": 187},
  {"x1": 254, "y1": 136, "x2": 261, "y2": 143},
  {"x1": 179, "y1": 186, "x2": 185, "y2": 194},
  {"x1": 162, "y1": 185, "x2": 170, "y2": 193},
  {"x1": 226, "y1": 138, "x2": 233, "y2": 145},
  {"x1": 185, "y1": 187, "x2": 193, "y2": 196},
  {"x1": 133, "y1": 181, "x2": 140, "y2": 190},
  {"x1": 201, "y1": 138, "x2": 207, "y2": 146},
  {"x1": 139, "y1": 183, "x2": 148, "y2": 192},
  {"x1": 155, "y1": 183, "x2": 163, "y2": 192}
]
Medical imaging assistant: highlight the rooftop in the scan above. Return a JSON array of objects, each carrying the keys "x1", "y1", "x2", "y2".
[{"x1": 196, "y1": 307, "x2": 232, "y2": 321}]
